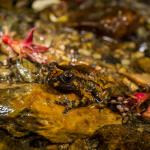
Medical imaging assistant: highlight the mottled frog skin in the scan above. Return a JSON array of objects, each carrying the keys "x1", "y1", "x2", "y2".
[{"x1": 45, "y1": 63, "x2": 127, "y2": 111}]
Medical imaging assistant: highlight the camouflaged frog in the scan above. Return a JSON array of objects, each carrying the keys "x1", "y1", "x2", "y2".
[{"x1": 45, "y1": 63, "x2": 127, "y2": 112}]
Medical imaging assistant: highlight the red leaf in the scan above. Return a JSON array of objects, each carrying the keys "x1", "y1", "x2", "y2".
[
  {"x1": 23, "y1": 27, "x2": 49, "y2": 53},
  {"x1": 2, "y1": 28, "x2": 49, "y2": 64},
  {"x1": 133, "y1": 92, "x2": 150, "y2": 105},
  {"x1": 23, "y1": 27, "x2": 36, "y2": 45},
  {"x1": 2, "y1": 35, "x2": 13, "y2": 45},
  {"x1": 31, "y1": 44, "x2": 49, "y2": 53}
]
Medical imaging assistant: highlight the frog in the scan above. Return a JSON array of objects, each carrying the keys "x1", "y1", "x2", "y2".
[{"x1": 45, "y1": 63, "x2": 127, "y2": 112}]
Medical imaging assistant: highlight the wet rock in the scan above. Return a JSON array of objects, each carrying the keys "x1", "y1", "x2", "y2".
[
  {"x1": 69, "y1": 139, "x2": 89, "y2": 150},
  {"x1": 144, "y1": 49, "x2": 150, "y2": 57},
  {"x1": 98, "y1": 7, "x2": 140, "y2": 38},
  {"x1": 102, "y1": 54, "x2": 120, "y2": 64},
  {"x1": 120, "y1": 71, "x2": 150, "y2": 87},
  {"x1": 0, "y1": 83, "x2": 121, "y2": 143},
  {"x1": 128, "y1": 73, "x2": 150, "y2": 86},
  {"x1": 72, "y1": 6, "x2": 141, "y2": 38},
  {"x1": 137, "y1": 57, "x2": 150, "y2": 73},
  {"x1": 93, "y1": 124, "x2": 150, "y2": 150},
  {"x1": 0, "y1": 67, "x2": 11, "y2": 82}
]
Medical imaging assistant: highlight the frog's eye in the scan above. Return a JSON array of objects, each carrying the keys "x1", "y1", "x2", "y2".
[{"x1": 60, "y1": 71, "x2": 74, "y2": 83}]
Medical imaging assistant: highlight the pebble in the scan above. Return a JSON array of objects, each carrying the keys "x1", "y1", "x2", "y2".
[
  {"x1": 123, "y1": 100, "x2": 129, "y2": 104},
  {"x1": 122, "y1": 112, "x2": 127, "y2": 117},
  {"x1": 117, "y1": 96, "x2": 124, "y2": 101},
  {"x1": 116, "y1": 105, "x2": 124, "y2": 113},
  {"x1": 124, "y1": 107, "x2": 129, "y2": 112},
  {"x1": 110, "y1": 99, "x2": 117, "y2": 104}
]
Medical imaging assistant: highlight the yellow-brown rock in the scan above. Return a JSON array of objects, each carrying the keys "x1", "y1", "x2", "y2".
[{"x1": 0, "y1": 83, "x2": 121, "y2": 143}]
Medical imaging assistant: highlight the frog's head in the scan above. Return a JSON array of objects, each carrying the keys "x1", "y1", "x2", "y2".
[{"x1": 47, "y1": 64, "x2": 76, "y2": 93}]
